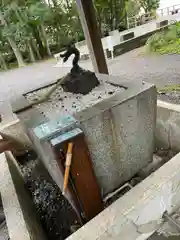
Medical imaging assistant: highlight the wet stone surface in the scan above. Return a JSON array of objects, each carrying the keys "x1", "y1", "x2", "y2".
[
  {"x1": 17, "y1": 151, "x2": 80, "y2": 240},
  {"x1": 25, "y1": 80, "x2": 125, "y2": 119}
]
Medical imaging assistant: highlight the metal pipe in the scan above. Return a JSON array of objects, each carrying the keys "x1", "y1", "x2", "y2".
[{"x1": 104, "y1": 182, "x2": 133, "y2": 203}]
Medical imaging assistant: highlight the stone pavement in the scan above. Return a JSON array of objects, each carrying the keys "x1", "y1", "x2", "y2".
[{"x1": 1, "y1": 47, "x2": 180, "y2": 104}]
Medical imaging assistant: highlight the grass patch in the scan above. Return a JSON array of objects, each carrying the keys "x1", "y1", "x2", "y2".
[{"x1": 146, "y1": 22, "x2": 180, "y2": 54}]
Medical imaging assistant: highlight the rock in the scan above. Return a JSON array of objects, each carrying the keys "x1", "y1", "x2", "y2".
[{"x1": 61, "y1": 69, "x2": 100, "y2": 95}]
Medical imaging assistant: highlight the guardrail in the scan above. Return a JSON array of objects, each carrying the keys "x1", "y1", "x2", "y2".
[
  {"x1": 127, "y1": 12, "x2": 155, "y2": 29},
  {"x1": 127, "y1": 4, "x2": 180, "y2": 29},
  {"x1": 157, "y1": 4, "x2": 180, "y2": 16}
]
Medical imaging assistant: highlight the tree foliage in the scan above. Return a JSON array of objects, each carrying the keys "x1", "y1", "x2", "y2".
[
  {"x1": 0, "y1": 0, "x2": 160, "y2": 70},
  {"x1": 94, "y1": 0, "x2": 129, "y2": 33},
  {"x1": 139, "y1": 0, "x2": 160, "y2": 13},
  {"x1": 0, "y1": 0, "x2": 82, "y2": 69},
  {"x1": 146, "y1": 22, "x2": 180, "y2": 54}
]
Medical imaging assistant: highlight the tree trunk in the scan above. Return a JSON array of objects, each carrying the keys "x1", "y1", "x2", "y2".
[
  {"x1": 31, "y1": 39, "x2": 42, "y2": 60},
  {"x1": 8, "y1": 37, "x2": 25, "y2": 67},
  {"x1": 124, "y1": 8, "x2": 128, "y2": 29},
  {"x1": 40, "y1": 23, "x2": 51, "y2": 57},
  {"x1": 66, "y1": 0, "x2": 71, "y2": 9},
  {"x1": 95, "y1": 6, "x2": 103, "y2": 36},
  {"x1": 114, "y1": 0, "x2": 118, "y2": 29},
  {"x1": 51, "y1": 0, "x2": 58, "y2": 7},
  {"x1": 110, "y1": 0, "x2": 114, "y2": 30},
  {"x1": 30, "y1": 24, "x2": 46, "y2": 58},
  {"x1": 27, "y1": 41, "x2": 36, "y2": 62},
  {"x1": 0, "y1": 53, "x2": 7, "y2": 70},
  {"x1": 0, "y1": 11, "x2": 25, "y2": 67}
]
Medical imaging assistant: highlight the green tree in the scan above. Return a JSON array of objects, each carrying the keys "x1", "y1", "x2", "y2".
[
  {"x1": 0, "y1": 29, "x2": 8, "y2": 70},
  {"x1": 27, "y1": 1, "x2": 52, "y2": 56},
  {"x1": 0, "y1": 8, "x2": 25, "y2": 67},
  {"x1": 0, "y1": 0, "x2": 135, "y2": 70},
  {"x1": 95, "y1": 0, "x2": 129, "y2": 33},
  {"x1": 139, "y1": 0, "x2": 160, "y2": 13},
  {"x1": 127, "y1": 0, "x2": 141, "y2": 18}
]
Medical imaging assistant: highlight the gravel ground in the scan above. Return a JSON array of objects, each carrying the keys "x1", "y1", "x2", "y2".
[
  {"x1": 25, "y1": 80, "x2": 124, "y2": 119},
  {"x1": 17, "y1": 151, "x2": 80, "y2": 240}
]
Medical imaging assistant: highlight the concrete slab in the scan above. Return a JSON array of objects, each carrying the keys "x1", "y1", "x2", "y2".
[
  {"x1": 76, "y1": 76, "x2": 157, "y2": 195},
  {"x1": 17, "y1": 75, "x2": 157, "y2": 196},
  {"x1": 66, "y1": 152, "x2": 180, "y2": 240},
  {"x1": 156, "y1": 100, "x2": 180, "y2": 151},
  {"x1": 0, "y1": 120, "x2": 32, "y2": 151}
]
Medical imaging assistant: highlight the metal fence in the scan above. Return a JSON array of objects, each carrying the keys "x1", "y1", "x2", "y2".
[
  {"x1": 127, "y1": 12, "x2": 155, "y2": 29},
  {"x1": 157, "y1": 4, "x2": 180, "y2": 17},
  {"x1": 127, "y1": 5, "x2": 180, "y2": 30}
]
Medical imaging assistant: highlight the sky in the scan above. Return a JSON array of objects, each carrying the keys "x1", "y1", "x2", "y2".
[{"x1": 159, "y1": 0, "x2": 180, "y2": 9}]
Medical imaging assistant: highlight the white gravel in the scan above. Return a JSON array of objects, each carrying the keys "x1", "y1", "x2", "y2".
[{"x1": 25, "y1": 80, "x2": 124, "y2": 119}]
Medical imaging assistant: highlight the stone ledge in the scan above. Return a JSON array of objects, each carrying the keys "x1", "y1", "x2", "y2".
[
  {"x1": 67, "y1": 151, "x2": 180, "y2": 239},
  {"x1": 0, "y1": 150, "x2": 46, "y2": 240},
  {"x1": 156, "y1": 100, "x2": 180, "y2": 151}
]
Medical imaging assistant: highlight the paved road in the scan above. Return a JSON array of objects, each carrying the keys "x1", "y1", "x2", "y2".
[{"x1": 1, "y1": 47, "x2": 180, "y2": 108}]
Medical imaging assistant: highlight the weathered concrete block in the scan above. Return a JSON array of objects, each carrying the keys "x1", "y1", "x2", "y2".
[
  {"x1": 169, "y1": 115, "x2": 180, "y2": 151},
  {"x1": 14, "y1": 75, "x2": 156, "y2": 197},
  {"x1": 0, "y1": 150, "x2": 46, "y2": 240},
  {"x1": 120, "y1": 32, "x2": 135, "y2": 41},
  {"x1": 0, "y1": 119, "x2": 32, "y2": 151},
  {"x1": 155, "y1": 118, "x2": 169, "y2": 149},
  {"x1": 156, "y1": 100, "x2": 180, "y2": 151},
  {"x1": 67, "y1": 152, "x2": 180, "y2": 240},
  {"x1": 156, "y1": 20, "x2": 168, "y2": 28},
  {"x1": 109, "y1": 30, "x2": 119, "y2": 36},
  {"x1": 76, "y1": 76, "x2": 157, "y2": 195}
]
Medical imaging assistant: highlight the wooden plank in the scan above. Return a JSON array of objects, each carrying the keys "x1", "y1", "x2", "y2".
[
  {"x1": 54, "y1": 133, "x2": 103, "y2": 221},
  {"x1": 70, "y1": 134, "x2": 103, "y2": 220},
  {"x1": 76, "y1": 0, "x2": 108, "y2": 74}
]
